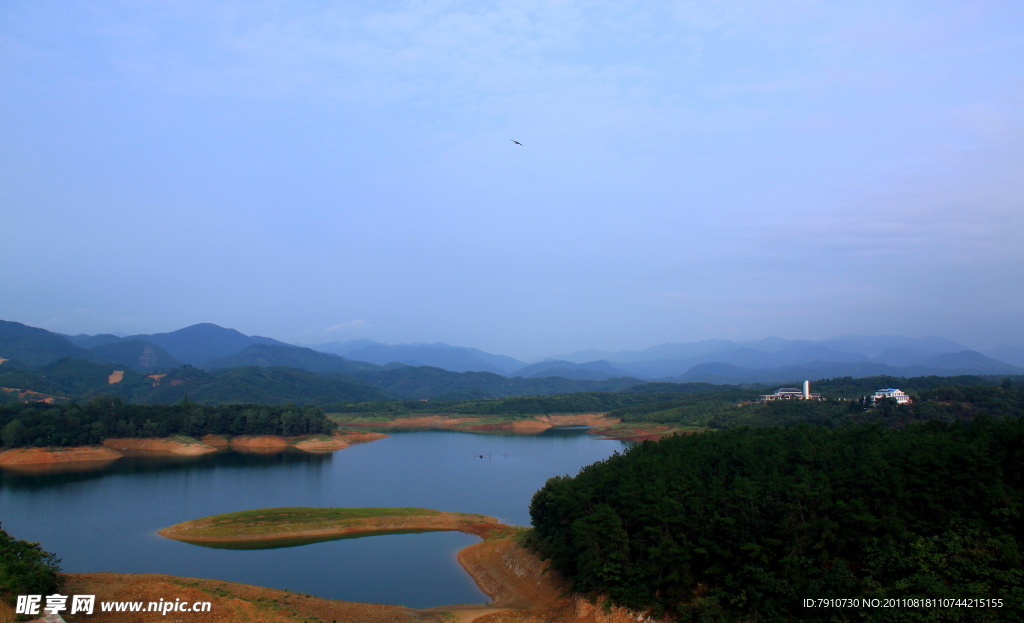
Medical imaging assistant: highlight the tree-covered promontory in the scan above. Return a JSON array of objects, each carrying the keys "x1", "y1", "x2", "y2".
[{"x1": 529, "y1": 418, "x2": 1024, "y2": 622}]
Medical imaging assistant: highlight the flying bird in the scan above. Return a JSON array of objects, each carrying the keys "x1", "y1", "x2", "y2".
[{"x1": 510, "y1": 140, "x2": 523, "y2": 146}]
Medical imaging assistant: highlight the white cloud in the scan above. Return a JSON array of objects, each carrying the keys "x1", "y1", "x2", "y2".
[{"x1": 324, "y1": 319, "x2": 368, "y2": 333}]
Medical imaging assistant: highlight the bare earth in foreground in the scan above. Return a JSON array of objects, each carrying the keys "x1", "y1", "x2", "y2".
[{"x1": 5, "y1": 536, "x2": 649, "y2": 623}]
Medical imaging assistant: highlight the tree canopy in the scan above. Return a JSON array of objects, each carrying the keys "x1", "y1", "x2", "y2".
[
  {"x1": 529, "y1": 417, "x2": 1024, "y2": 622},
  {"x1": 0, "y1": 398, "x2": 335, "y2": 448}
]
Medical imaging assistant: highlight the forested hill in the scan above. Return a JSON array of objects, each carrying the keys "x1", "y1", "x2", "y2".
[
  {"x1": 0, "y1": 359, "x2": 388, "y2": 405},
  {"x1": 529, "y1": 417, "x2": 1024, "y2": 621},
  {"x1": 0, "y1": 357, "x2": 644, "y2": 405},
  {"x1": 1, "y1": 399, "x2": 335, "y2": 448}
]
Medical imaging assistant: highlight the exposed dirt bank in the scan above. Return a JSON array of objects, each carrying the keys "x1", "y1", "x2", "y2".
[
  {"x1": 159, "y1": 507, "x2": 507, "y2": 544},
  {"x1": 202, "y1": 431, "x2": 388, "y2": 453},
  {"x1": 225, "y1": 435, "x2": 290, "y2": 452},
  {"x1": 332, "y1": 413, "x2": 620, "y2": 435},
  {"x1": 589, "y1": 423, "x2": 706, "y2": 442},
  {"x1": 0, "y1": 445, "x2": 122, "y2": 466},
  {"x1": 49, "y1": 572, "x2": 450, "y2": 623},
  {"x1": 536, "y1": 414, "x2": 618, "y2": 427},
  {"x1": 102, "y1": 436, "x2": 218, "y2": 455},
  {"x1": 457, "y1": 536, "x2": 661, "y2": 623},
  {"x1": 0, "y1": 432, "x2": 386, "y2": 472}
]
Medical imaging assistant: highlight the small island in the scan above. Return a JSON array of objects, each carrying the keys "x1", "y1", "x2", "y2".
[{"x1": 158, "y1": 507, "x2": 511, "y2": 545}]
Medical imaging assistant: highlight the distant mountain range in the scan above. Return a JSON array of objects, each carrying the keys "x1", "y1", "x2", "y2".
[
  {"x1": 540, "y1": 336, "x2": 1023, "y2": 380},
  {"x1": 1, "y1": 319, "x2": 1021, "y2": 404},
  {"x1": 0, "y1": 319, "x2": 643, "y2": 404},
  {"x1": 313, "y1": 340, "x2": 526, "y2": 375}
]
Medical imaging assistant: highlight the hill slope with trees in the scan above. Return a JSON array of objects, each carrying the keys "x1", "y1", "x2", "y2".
[
  {"x1": 529, "y1": 417, "x2": 1024, "y2": 621},
  {"x1": 0, "y1": 398, "x2": 336, "y2": 448}
]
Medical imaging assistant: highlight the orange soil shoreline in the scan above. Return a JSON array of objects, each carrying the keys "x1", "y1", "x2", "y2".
[
  {"x1": 333, "y1": 413, "x2": 691, "y2": 442},
  {"x1": 0, "y1": 431, "x2": 388, "y2": 467},
  {"x1": 147, "y1": 510, "x2": 650, "y2": 623},
  {"x1": 337, "y1": 413, "x2": 620, "y2": 433},
  {"x1": 31, "y1": 537, "x2": 650, "y2": 623},
  {"x1": 0, "y1": 445, "x2": 122, "y2": 466}
]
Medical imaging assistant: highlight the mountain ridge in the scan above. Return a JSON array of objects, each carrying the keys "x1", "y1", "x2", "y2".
[{"x1": 3, "y1": 318, "x2": 1020, "y2": 385}]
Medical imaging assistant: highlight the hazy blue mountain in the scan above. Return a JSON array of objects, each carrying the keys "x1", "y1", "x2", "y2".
[
  {"x1": 313, "y1": 339, "x2": 382, "y2": 356},
  {"x1": 923, "y1": 350, "x2": 1022, "y2": 373},
  {"x1": 513, "y1": 359, "x2": 632, "y2": 381},
  {"x1": 88, "y1": 339, "x2": 181, "y2": 371},
  {"x1": 125, "y1": 323, "x2": 287, "y2": 366},
  {"x1": 982, "y1": 345, "x2": 1024, "y2": 367},
  {"x1": 65, "y1": 333, "x2": 125, "y2": 349},
  {"x1": 0, "y1": 320, "x2": 95, "y2": 366},
  {"x1": 818, "y1": 335, "x2": 969, "y2": 358},
  {"x1": 557, "y1": 340, "x2": 738, "y2": 364},
  {"x1": 555, "y1": 336, "x2": 978, "y2": 379},
  {"x1": 674, "y1": 354, "x2": 1023, "y2": 384},
  {"x1": 205, "y1": 343, "x2": 382, "y2": 375},
  {"x1": 316, "y1": 341, "x2": 526, "y2": 375}
]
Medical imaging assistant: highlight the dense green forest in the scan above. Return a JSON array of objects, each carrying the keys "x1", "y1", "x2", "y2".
[
  {"x1": 322, "y1": 385, "x2": 746, "y2": 416},
  {"x1": 0, "y1": 398, "x2": 335, "y2": 448},
  {"x1": 0, "y1": 525, "x2": 61, "y2": 603},
  {"x1": 529, "y1": 415, "x2": 1024, "y2": 622},
  {"x1": 327, "y1": 378, "x2": 1021, "y2": 418}
]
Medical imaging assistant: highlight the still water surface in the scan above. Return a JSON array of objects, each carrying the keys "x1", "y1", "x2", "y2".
[{"x1": 0, "y1": 428, "x2": 624, "y2": 607}]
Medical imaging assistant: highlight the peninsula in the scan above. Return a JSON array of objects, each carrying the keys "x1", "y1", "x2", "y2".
[{"x1": 158, "y1": 507, "x2": 512, "y2": 545}]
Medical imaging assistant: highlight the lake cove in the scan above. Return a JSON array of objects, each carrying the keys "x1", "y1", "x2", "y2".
[{"x1": 0, "y1": 427, "x2": 626, "y2": 608}]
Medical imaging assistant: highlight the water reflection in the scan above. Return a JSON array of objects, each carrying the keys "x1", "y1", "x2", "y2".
[{"x1": 0, "y1": 449, "x2": 331, "y2": 490}]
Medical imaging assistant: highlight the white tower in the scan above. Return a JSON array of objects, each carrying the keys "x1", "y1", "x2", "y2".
[{"x1": 803, "y1": 380, "x2": 810, "y2": 399}]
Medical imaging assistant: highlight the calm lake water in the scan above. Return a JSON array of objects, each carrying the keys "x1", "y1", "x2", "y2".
[{"x1": 0, "y1": 428, "x2": 625, "y2": 607}]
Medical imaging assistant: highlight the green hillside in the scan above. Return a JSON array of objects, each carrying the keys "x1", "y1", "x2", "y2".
[
  {"x1": 0, "y1": 320, "x2": 93, "y2": 367},
  {"x1": 89, "y1": 339, "x2": 181, "y2": 371},
  {"x1": 350, "y1": 365, "x2": 643, "y2": 400},
  {"x1": 0, "y1": 360, "x2": 387, "y2": 406},
  {"x1": 529, "y1": 418, "x2": 1024, "y2": 621}
]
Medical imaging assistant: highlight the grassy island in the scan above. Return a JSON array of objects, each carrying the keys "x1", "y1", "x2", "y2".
[{"x1": 158, "y1": 507, "x2": 510, "y2": 546}]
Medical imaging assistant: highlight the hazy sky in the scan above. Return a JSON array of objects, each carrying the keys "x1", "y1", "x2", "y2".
[{"x1": 2, "y1": 1, "x2": 1022, "y2": 359}]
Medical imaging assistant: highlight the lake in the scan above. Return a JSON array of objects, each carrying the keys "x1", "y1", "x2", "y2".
[{"x1": 0, "y1": 428, "x2": 625, "y2": 607}]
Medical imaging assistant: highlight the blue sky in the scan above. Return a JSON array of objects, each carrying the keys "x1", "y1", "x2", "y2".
[{"x1": 1, "y1": 1, "x2": 1022, "y2": 359}]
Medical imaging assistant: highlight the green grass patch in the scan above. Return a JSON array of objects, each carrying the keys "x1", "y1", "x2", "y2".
[{"x1": 177, "y1": 506, "x2": 444, "y2": 537}]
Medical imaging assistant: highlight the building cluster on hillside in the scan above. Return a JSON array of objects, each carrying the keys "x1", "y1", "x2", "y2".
[
  {"x1": 871, "y1": 388, "x2": 913, "y2": 405},
  {"x1": 759, "y1": 381, "x2": 823, "y2": 402}
]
